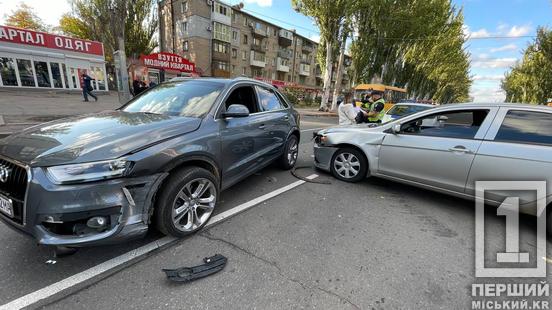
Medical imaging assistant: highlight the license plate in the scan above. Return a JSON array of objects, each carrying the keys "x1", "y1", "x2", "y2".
[{"x1": 0, "y1": 194, "x2": 13, "y2": 218}]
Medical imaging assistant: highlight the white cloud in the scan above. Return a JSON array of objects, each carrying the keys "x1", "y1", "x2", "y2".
[
  {"x1": 472, "y1": 75, "x2": 504, "y2": 81},
  {"x1": 469, "y1": 28, "x2": 491, "y2": 39},
  {"x1": 243, "y1": 0, "x2": 273, "y2": 7},
  {"x1": 470, "y1": 86, "x2": 506, "y2": 103},
  {"x1": 507, "y1": 25, "x2": 532, "y2": 37},
  {"x1": 0, "y1": 0, "x2": 70, "y2": 26},
  {"x1": 471, "y1": 57, "x2": 517, "y2": 69},
  {"x1": 489, "y1": 44, "x2": 518, "y2": 53}
]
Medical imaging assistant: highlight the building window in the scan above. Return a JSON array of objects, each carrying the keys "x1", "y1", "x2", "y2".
[
  {"x1": 242, "y1": 34, "x2": 248, "y2": 44},
  {"x1": 181, "y1": 1, "x2": 188, "y2": 13},
  {"x1": 252, "y1": 68, "x2": 263, "y2": 77},
  {"x1": 183, "y1": 40, "x2": 189, "y2": 51},
  {"x1": 213, "y1": 41, "x2": 228, "y2": 53},
  {"x1": 0, "y1": 57, "x2": 18, "y2": 86},
  {"x1": 213, "y1": 22, "x2": 231, "y2": 43},
  {"x1": 214, "y1": 61, "x2": 229, "y2": 71},
  {"x1": 252, "y1": 51, "x2": 266, "y2": 62},
  {"x1": 232, "y1": 48, "x2": 237, "y2": 58},
  {"x1": 242, "y1": 50, "x2": 247, "y2": 60},
  {"x1": 243, "y1": 17, "x2": 248, "y2": 27},
  {"x1": 232, "y1": 65, "x2": 235, "y2": 72},
  {"x1": 232, "y1": 31, "x2": 238, "y2": 41},
  {"x1": 242, "y1": 67, "x2": 247, "y2": 75},
  {"x1": 214, "y1": 3, "x2": 230, "y2": 17},
  {"x1": 17, "y1": 59, "x2": 35, "y2": 87},
  {"x1": 33, "y1": 61, "x2": 51, "y2": 88},
  {"x1": 181, "y1": 21, "x2": 188, "y2": 34}
]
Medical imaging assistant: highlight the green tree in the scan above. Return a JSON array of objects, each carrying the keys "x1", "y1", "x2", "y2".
[
  {"x1": 292, "y1": 0, "x2": 355, "y2": 110},
  {"x1": 57, "y1": 0, "x2": 158, "y2": 61},
  {"x1": 5, "y1": 3, "x2": 47, "y2": 31},
  {"x1": 349, "y1": 0, "x2": 471, "y2": 103},
  {"x1": 502, "y1": 28, "x2": 552, "y2": 104}
]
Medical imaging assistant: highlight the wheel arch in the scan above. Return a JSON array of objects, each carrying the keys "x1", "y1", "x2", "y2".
[{"x1": 162, "y1": 154, "x2": 221, "y2": 187}]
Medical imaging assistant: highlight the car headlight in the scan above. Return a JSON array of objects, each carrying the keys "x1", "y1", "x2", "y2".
[{"x1": 46, "y1": 159, "x2": 133, "y2": 184}]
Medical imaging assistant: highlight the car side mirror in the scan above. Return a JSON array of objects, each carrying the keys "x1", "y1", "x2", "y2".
[
  {"x1": 222, "y1": 104, "x2": 250, "y2": 118},
  {"x1": 437, "y1": 115, "x2": 449, "y2": 122},
  {"x1": 391, "y1": 124, "x2": 401, "y2": 134}
]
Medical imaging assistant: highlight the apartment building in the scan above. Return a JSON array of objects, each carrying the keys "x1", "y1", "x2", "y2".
[{"x1": 158, "y1": 0, "x2": 351, "y2": 91}]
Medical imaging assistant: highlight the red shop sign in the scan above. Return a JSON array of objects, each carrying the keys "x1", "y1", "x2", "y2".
[
  {"x1": 0, "y1": 25, "x2": 104, "y2": 56},
  {"x1": 140, "y1": 52, "x2": 196, "y2": 73}
]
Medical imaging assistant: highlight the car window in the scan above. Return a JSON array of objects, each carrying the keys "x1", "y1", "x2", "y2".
[
  {"x1": 122, "y1": 81, "x2": 224, "y2": 117},
  {"x1": 224, "y1": 85, "x2": 259, "y2": 114},
  {"x1": 494, "y1": 110, "x2": 552, "y2": 146},
  {"x1": 387, "y1": 105, "x2": 431, "y2": 117},
  {"x1": 400, "y1": 110, "x2": 489, "y2": 139},
  {"x1": 256, "y1": 86, "x2": 285, "y2": 112}
]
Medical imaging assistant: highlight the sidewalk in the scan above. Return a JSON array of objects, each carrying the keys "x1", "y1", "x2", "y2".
[
  {"x1": 0, "y1": 89, "x2": 121, "y2": 135},
  {"x1": 0, "y1": 89, "x2": 336, "y2": 137},
  {"x1": 294, "y1": 108, "x2": 338, "y2": 117}
]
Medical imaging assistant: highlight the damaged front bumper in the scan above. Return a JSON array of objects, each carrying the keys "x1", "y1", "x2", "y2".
[
  {"x1": 0, "y1": 167, "x2": 167, "y2": 247},
  {"x1": 313, "y1": 143, "x2": 338, "y2": 172}
]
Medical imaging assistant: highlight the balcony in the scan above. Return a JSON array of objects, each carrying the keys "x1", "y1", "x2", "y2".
[
  {"x1": 278, "y1": 49, "x2": 293, "y2": 59},
  {"x1": 251, "y1": 43, "x2": 266, "y2": 52},
  {"x1": 278, "y1": 29, "x2": 293, "y2": 47},
  {"x1": 300, "y1": 57, "x2": 311, "y2": 65},
  {"x1": 276, "y1": 57, "x2": 289, "y2": 72},
  {"x1": 302, "y1": 44, "x2": 314, "y2": 53},
  {"x1": 299, "y1": 64, "x2": 310, "y2": 76},
  {"x1": 250, "y1": 52, "x2": 266, "y2": 67},
  {"x1": 212, "y1": 68, "x2": 231, "y2": 78},
  {"x1": 251, "y1": 23, "x2": 268, "y2": 37},
  {"x1": 212, "y1": 12, "x2": 231, "y2": 25}
]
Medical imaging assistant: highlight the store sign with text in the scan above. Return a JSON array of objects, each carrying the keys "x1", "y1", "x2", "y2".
[
  {"x1": 0, "y1": 25, "x2": 104, "y2": 56},
  {"x1": 140, "y1": 53, "x2": 196, "y2": 73}
]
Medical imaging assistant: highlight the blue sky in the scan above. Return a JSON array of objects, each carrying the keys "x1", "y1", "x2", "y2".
[
  {"x1": 229, "y1": 0, "x2": 552, "y2": 102},
  {"x1": 2, "y1": 0, "x2": 551, "y2": 102}
]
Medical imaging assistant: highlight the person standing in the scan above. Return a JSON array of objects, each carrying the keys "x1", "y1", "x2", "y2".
[
  {"x1": 363, "y1": 91, "x2": 386, "y2": 123},
  {"x1": 81, "y1": 72, "x2": 98, "y2": 102}
]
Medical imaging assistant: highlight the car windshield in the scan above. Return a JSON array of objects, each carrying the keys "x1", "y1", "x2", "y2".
[
  {"x1": 121, "y1": 80, "x2": 224, "y2": 117},
  {"x1": 388, "y1": 105, "x2": 431, "y2": 117}
]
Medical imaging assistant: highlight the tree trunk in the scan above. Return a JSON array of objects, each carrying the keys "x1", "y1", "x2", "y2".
[
  {"x1": 331, "y1": 28, "x2": 349, "y2": 111},
  {"x1": 320, "y1": 40, "x2": 333, "y2": 111}
]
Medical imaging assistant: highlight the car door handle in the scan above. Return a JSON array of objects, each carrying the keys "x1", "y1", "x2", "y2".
[
  {"x1": 448, "y1": 146, "x2": 473, "y2": 154},
  {"x1": 259, "y1": 124, "x2": 266, "y2": 129},
  {"x1": 284, "y1": 116, "x2": 289, "y2": 120}
]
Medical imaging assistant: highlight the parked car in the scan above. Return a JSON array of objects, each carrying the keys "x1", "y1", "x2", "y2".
[
  {"x1": 0, "y1": 78, "x2": 300, "y2": 247},
  {"x1": 314, "y1": 103, "x2": 552, "y2": 233},
  {"x1": 381, "y1": 102, "x2": 434, "y2": 123}
]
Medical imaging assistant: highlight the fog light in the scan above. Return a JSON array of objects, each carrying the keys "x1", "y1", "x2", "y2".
[{"x1": 87, "y1": 216, "x2": 107, "y2": 229}]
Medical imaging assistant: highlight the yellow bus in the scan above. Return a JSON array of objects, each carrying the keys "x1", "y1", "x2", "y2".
[{"x1": 354, "y1": 84, "x2": 408, "y2": 111}]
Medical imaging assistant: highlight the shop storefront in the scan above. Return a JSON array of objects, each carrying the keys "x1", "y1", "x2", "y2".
[
  {"x1": 129, "y1": 52, "x2": 198, "y2": 87},
  {"x1": 0, "y1": 25, "x2": 107, "y2": 91}
]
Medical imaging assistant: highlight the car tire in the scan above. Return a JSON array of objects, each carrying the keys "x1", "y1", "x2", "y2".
[
  {"x1": 330, "y1": 148, "x2": 367, "y2": 183},
  {"x1": 278, "y1": 135, "x2": 299, "y2": 170},
  {"x1": 154, "y1": 167, "x2": 219, "y2": 238}
]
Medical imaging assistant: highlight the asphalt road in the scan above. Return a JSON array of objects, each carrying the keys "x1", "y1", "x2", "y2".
[{"x1": 1, "y1": 115, "x2": 550, "y2": 309}]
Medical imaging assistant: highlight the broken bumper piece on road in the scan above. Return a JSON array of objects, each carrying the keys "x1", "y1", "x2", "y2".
[{"x1": 163, "y1": 254, "x2": 228, "y2": 283}]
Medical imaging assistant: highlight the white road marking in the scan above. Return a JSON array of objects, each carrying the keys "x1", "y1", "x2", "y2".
[{"x1": 0, "y1": 174, "x2": 319, "y2": 310}]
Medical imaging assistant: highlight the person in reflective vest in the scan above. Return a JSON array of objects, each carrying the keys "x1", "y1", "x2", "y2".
[{"x1": 365, "y1": 91, "x2": 386, "y2": 123}]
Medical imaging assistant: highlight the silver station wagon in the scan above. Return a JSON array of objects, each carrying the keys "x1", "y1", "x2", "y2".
[{"x1": 314, "y1": 103, "x2": 552, "y2": 233}]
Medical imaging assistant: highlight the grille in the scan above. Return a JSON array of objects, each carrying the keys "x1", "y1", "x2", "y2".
[{"x1": 0, "y1": 158, "x2": 28, "y2": 225}]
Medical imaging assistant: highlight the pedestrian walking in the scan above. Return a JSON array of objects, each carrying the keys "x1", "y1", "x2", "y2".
[{"x1": 81, "y1": 72, "x2": 98, "y2": 102}]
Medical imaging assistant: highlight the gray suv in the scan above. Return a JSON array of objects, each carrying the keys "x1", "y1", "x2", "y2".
[{"x1": 0, "y1": 78, "x2": 300, "y2": 247}]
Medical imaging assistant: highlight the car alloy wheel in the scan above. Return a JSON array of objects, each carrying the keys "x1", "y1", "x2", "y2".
[
  {"x1": 333, "y1": 152, "x2": 361, "y2": 179},
  {"x1": 287, "y1": 139, "x2": 298, "y2": 166},
  {"x1": 172, "y1": 178, "x2": 216, "y2": 233}
]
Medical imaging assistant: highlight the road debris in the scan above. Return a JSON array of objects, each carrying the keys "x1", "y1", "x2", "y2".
[{"x1": 163, "y1": 254, "x2": 227, "y2": 283}]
